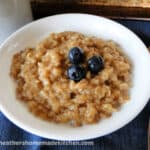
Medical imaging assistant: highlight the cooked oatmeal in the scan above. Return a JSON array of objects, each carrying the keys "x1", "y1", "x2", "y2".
[{"x1": 10, "y1": 32, "x2": 132, "y2": 126}]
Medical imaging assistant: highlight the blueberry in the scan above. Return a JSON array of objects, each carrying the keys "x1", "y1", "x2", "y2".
[
  {"x1": 88, "y1": 56, "x2": 104, "y2": 73},
  {"x1": 68, "y1": 47, "x2": 84, "y2": 64},
  {"x1": 67, "y1": 65, "x2": 86, "y2": 82}
]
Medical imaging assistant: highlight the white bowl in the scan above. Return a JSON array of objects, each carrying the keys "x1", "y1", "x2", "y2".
[{"x1": 0, "y1": 14, "x2": 150, "y2": 141}]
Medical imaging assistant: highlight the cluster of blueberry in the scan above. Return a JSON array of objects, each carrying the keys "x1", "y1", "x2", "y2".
[{"x1": 67, "y1": 47, "x2": 104, "y2": 82}]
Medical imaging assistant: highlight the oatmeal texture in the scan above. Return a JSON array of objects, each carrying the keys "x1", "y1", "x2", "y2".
[{"x1": 10, "y1": 32, "x2": 131, "y2": 126}]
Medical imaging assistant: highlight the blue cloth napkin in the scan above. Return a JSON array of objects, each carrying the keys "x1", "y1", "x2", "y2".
[{"x1": 0, "y1": 20, "x2": 150, "y2": 150}]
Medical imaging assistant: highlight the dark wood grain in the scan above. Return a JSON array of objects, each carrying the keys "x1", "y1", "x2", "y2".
[
  {"x1": 31, "y1": 1, "x2": 150, "y2": 20},
  {"x1": 31, "y1": 0, "x2": 150, "y2": 8}
]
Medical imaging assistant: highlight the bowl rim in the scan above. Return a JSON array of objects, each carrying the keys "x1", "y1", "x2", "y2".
[{"x1": 0, "y1": 13, "x2": 150, "y2": 141}]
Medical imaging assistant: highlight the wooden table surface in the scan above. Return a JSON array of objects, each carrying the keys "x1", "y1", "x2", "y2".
[{"x1": 31, "y1": 0, "x2": 150, "y2": 20}]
